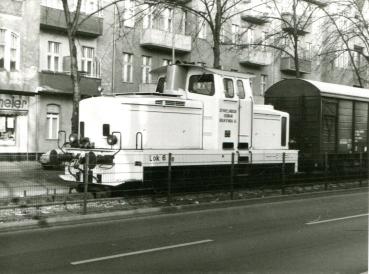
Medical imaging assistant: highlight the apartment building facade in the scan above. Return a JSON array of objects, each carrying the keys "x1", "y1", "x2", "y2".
[
  {"x1": 0, "y1": 0, "x2": 367, "y2": 157},
  {"x1": 0, "y1": 0, "x2": 102, "y2": 158}
]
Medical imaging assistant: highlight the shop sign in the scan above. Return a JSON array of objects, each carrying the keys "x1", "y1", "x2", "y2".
[{"x1": 0, "y1": 94, "x2": 28, "y2": 111}]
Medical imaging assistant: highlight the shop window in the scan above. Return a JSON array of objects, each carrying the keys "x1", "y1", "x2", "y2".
[
  {"x1": 0, "y1": 115, "x2": 16, "y2": 145},
  {"x1": 46, "y1": 104, "x2": 60, "y2": 139}
]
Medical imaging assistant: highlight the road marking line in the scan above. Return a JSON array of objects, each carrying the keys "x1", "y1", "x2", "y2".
[
  {"x1": 306, "y1": 213, "x2": 369, "y2": 225},
  {"x1": 71, "y1": 239, "x2": 214, "y2": 265}
]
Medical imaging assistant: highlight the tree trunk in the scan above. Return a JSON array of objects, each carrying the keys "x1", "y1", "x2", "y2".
[
  {"x1": 213, "y1": 40, "x2": 221, "y2": 69},
  {"x1": 68, "y1": 36, "x2": 80, "y2": 134}
]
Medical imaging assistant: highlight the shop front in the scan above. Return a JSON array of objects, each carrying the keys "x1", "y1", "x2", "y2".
[{"x1": 0, "y1": 93, "x2": 36, "y2": 160}]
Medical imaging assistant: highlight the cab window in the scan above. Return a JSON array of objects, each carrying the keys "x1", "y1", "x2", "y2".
[
  {"x1": 223, "y1": 78, "x2": 234, "y2": 98},
  {"x1": 237, "y1": 80, "x2": 245, "y2": 99},
  {"x1": 189, "y1": 74, "x2": 215, "y2": 96}
]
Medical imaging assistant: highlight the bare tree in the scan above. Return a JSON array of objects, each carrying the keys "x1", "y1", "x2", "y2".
[
  {"x1": 318, "y1": 0, "x2": 369, "y2": 87},
  {"x1": 241, "y1": 0, "x2": 323, "y2": 78},
  {"x1": 61, "y1": 0, "x2": 149, "y2": 134},
  {"x1": 162, "y1": 0, "x2": 249, "y2": 68}
]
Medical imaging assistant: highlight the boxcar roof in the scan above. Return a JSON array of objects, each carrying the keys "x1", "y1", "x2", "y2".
[
  {"x1": 305, "y1": 79, "x2": 369, "y2": 101},
  {"x1": 266, "y1": 79, "x2": 369, "y2": 102}
]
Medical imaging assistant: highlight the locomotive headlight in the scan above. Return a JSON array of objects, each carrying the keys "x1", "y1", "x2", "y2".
[
  {"x1": 69, "y1": 133, "x2": 79, "y2": 145},
  {"x1": 107, "y1": 134, "x2": 118, "y2": 146}
]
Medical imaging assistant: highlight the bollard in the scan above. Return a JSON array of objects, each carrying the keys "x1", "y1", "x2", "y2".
[
  {"x1": 167, "y1": 153, "x2": 172, "y2": 205},
  {"x1": 282, "y1": 153, "x2": 286, "y2": 185},
  {"x1": 230, "y1": 153, "x2": 235, "y2": 200},
  {"x1": 23, "y1": 190, "x2": 27, "y2": 197}
]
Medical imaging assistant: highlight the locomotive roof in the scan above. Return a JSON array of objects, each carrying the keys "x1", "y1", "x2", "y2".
[
  {"x1": 151, "y1": 64, "x2": 255, "y2": 79},
  {"x1": 265, "y1": 79, "x2": 369, "y2": 102}
]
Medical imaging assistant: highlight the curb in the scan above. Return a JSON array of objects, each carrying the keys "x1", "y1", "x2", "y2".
[{"x1": 0, "y1": 187, "x2": 367, "y2": 233}]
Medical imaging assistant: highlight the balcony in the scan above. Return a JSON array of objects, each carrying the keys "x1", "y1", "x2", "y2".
[
  {"x1": 38, "y1": 71, "x2": 101, "y2": 97},
  {"x1": 40, "y1": 6, "x2": 103, "y2": 37},
  {"x1": 281, "y1": 12, "x2": 311, "y2": 35},
  {"x1": 239, "y1": 49, "x2": 273, "y2": 66},
  {"x1": 280, "y1": 56, "x2": 312, "y2": 74},
  {"x1": 140, "y1": 29, "x2": 192, "y2": 53},
  {"x1": 241, "y1": 11, "x2": 270, "y2": 25}
]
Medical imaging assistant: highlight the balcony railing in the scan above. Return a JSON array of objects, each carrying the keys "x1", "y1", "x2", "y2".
[
  {"x1": 140, "y1": 29, "x2": 192, "y2": 53},
  {"x1": 280, "y1": 56, "x2": 312, "y2": 74},
  {"x1": 239, "y1": 48, "x2": 273, "y2": 66},
  {"x1": 40, "y1": 6, "x2": 103, "y2": 37},
  {"x1": 38, "y1": 71, "x2": 101, "y2": 96}
]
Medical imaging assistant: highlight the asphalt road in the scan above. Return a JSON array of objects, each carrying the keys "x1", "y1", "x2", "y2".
[{"x1": 0, "y1": 190, "x2": 367, "y2": 273}]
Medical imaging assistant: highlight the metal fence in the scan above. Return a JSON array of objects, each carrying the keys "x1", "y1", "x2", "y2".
[{"x1": 0, "y1": 151, "x2": 367, "y2": 222}]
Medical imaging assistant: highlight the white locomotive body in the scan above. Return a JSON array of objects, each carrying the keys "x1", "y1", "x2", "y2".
[{"x1": 58, "y1": 64, "x2": 298, "y2": 189}]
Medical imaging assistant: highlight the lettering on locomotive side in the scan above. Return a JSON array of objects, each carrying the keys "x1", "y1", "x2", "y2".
[
  {"x1": 149, "y1": 154, "x2": 175, "y2": 162},
  {"x1": 219, "y1": 108, "x2": 237, "y2": 123}
]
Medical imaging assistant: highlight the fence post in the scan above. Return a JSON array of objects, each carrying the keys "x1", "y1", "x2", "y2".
[
  {"x1": 83, "y1": 153, "x2": 89, "y2": 215},
  {"x1": 167, "y1": 153, "x2": 172, "y2": 205},
  {"x1": 324, "y1": 152, "x2": 329, "y2": 176},
  {"x1": 230, "y1": 152, "x2": 235, "y2": 200},
  {"x1": 281, "y1": 153, "x2": 286, "y2": 194},
  {"x1": 359, "y1": 152, "x2": 363, "y2": 187}
]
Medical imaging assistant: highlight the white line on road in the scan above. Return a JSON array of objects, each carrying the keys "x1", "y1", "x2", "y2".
[
  {"x1": 71, "y1": 239, "x2": 214, "y2": 265},
  {"x1": 306, "y1": 213, "x2": 369, "y2": 225}
]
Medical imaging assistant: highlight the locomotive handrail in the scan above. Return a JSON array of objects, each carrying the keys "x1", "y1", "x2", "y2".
[
  {"x1": 249, "y1": 96, "x2": 254, "y2": 149},
  {"x1": 111, "y1": 131, "x2": 122, "y2": 157},
  {"x1": 136, "y1": 132, "x2": 143, "y2": 150}
]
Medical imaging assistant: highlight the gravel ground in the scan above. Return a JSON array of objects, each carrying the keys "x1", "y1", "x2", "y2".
[{"x1": 0, "y1": 180, "x2": 365, "y2": 224}]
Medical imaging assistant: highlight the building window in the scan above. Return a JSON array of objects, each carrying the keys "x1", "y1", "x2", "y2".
[
  {"x1": 181, "y1": 10, "x2": 187, "y2": 35},
  {"x1": 81, "y1": 46, "x2": 95, "y2": 76},
  {"x1": 122, "y1": 53, "x2": 133, "y2": 83},
  {"x1": 0, "y1": 29, "x2": 6, "y2": 69},
  {"x1": 232, "y1": 24, "x2": 239, "y2": 44},
  {"x1": 46, "y1": 104, "x2": 60, "y2": 140},
  {"x1": 168, "y1": 8, "x2": 173, "y2": 32},
  {"x1": 47, "y1": 41, "x2": 61, "y2": 72},
  {"x1": 0, "y1": 115, "x2": 16, "y2": 146},
  {"x1": 162, "y1": 59, "x2": 172, "y2": 66},
  {"x1": 123, "y1": 0, "x2": 135, "y2": 27},
  {"x1": 260, "y1": 74, "x2": 267, "y2": 95},
  {"x1": 198, "y1": 18, "x2": 207, "y2": 39},
  {"x1": 354, "y1": 45, "x2": 364, "y2": 68},
  {"x1": 335, "y1": 51, "x2": 349, "y2": 68},
  {"x1": 143, "y1": 4, "x2": 154, "y2": 29},
  {"x1": 142, "y1": 56, "x2": 152, "y2": 83},
  {"x1": 0, "y1": 29, "x2": 20, "y2": 71}
]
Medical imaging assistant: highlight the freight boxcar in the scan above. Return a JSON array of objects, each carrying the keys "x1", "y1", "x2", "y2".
[{"x1": 265, "y1": 79, "x2": 369, "y2": 172}]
